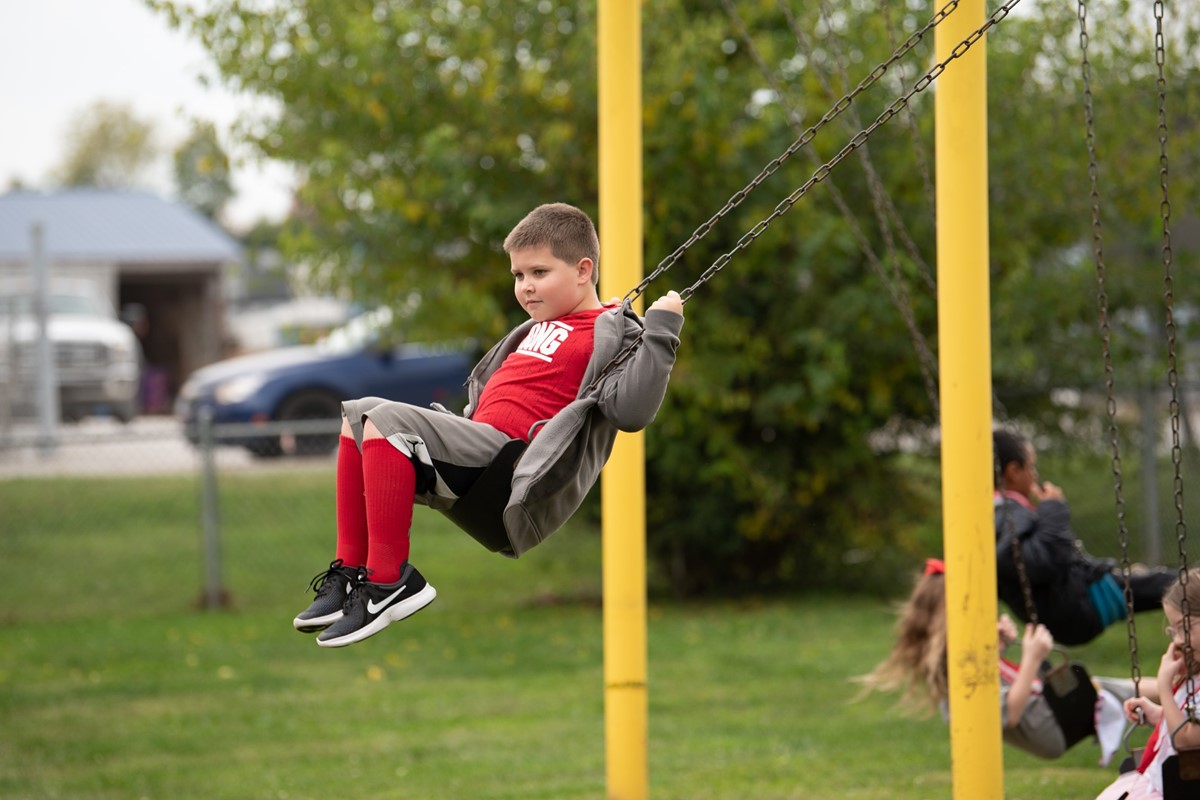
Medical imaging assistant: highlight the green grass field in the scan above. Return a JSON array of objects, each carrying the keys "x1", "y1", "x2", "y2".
[{"x1": 0, "y1": 464, "x2": 1170, "y2": 799}]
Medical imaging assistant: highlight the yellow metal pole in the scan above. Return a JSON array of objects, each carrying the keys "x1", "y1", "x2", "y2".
[
  {"x1": 598, "y1": 2, "x2": 647, "y2": 799},
  {"x1": 935, "y1": 1, "x2": 1002, "y2": 799}
]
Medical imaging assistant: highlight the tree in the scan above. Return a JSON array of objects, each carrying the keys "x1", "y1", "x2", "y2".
[
  {"x1": 174, "y1": 120, "x2": 234, "y2": 220},
  {"x1": 150, "y1": 0, "x2": 1199, "y2": 596},
  {"x1": 53, "y1": 100, "x2": 159, "y2": 189},
  {"x1": 983, "y1": 0, "x2": 1200, "y2": 438}
]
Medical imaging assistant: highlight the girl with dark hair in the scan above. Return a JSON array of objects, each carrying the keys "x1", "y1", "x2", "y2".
[{"x1": 993, "y1": 429, "x2": 1175, "y2": 645}]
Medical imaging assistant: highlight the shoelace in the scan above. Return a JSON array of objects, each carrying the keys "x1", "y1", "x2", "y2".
[
  {"x1": 341, "y1": 567, "x2": 370, "y2": 610},
  {"x1": 306, "y1": 559, "x2": 348, "y2": 595}
]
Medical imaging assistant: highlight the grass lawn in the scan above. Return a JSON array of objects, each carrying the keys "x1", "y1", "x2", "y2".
[{"x1": 0, "y1": 466, "x2": 1165, "y2": 799}]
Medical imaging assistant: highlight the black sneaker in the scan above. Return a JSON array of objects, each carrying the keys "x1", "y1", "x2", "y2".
[
  {"x1": 316, "y1": 562, "x2": 437, "y2": 648},
  {"x1": 293, "y1": 560, "x2": 362, "y2": 633}
]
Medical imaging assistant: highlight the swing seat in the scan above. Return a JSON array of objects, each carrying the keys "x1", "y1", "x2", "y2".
[
  {"x1": 1040, "y1": 659, "x2": 1099, "y2": 749},
  {"x1": 440, "y1": 439, "x2": 527, "y2": 556},
  {"x1": 1162, "y1": 748, "x2": 1200, "y2": 797}
]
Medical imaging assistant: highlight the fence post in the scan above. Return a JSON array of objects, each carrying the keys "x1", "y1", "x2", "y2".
[
  {"x1": 31, "y1": 221, "x2": 60, "y2": 454},
  {"x1": 198, "y1": 406, "x2": 228, "y2": 609}
]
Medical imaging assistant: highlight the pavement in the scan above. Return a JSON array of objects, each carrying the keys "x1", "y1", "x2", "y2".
[{"x1": 0, "y1": 414, "x2": 333, "y2": 478}]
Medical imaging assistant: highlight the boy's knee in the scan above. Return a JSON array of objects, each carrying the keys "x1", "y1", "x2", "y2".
[
  {"x1": 340, "y1": 417, "x2": 353, "y2": 437},
  {"x1": 363, "y1": 419, "x2": 383, "y2": 440}
]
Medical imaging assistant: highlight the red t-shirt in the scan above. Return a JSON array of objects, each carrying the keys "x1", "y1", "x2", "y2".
[{"x1": 472, "y1": 307, "x2": 605, "y2": 441}]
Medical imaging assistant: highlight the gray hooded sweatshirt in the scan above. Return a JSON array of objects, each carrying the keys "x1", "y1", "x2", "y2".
[{"x1": 461, "y1": 302, "x2": 683, "y2": 557}]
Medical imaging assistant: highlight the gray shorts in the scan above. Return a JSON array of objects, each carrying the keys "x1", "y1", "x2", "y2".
[{"x1": 342, "y1": 396, "x2": 514, "y2": 510}]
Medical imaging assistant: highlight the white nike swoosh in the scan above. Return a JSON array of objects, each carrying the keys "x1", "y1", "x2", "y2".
[{"x1": 366, "y1": 584, "x2": 407, "y2": 614}]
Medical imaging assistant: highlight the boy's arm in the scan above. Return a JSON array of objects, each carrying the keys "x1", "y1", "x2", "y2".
[{"x1": 595, "y1": 302, "x2": 684, "y2": 432}]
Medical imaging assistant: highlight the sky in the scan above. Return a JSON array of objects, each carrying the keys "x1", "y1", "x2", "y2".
[{"x1": 0, "y1": 0, "x2": 294, "y2": 231}]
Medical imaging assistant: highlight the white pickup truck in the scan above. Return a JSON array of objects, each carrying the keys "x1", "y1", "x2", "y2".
[{"x1": 0, "y1": 283, "x2": 141, "y2": 422}]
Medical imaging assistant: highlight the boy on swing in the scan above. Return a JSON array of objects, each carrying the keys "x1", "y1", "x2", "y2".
[{"x1": 293, "y1": 202, "x2": 685, "y2": 647}]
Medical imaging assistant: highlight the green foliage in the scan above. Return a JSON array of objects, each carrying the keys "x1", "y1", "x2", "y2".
[
  {"x1": 150, "y1": 0, "x2": 600, "y2": 341},
  {"x1": 52, "y1": 100, "x2": 159, "y2": 189},
  {"x1": 986, "y1": 0, "x2": 1200, "y2": 425},
  {"x1": 0, "y1": 471, "x2": 1153, "y2": 799},
  {"x1": 147, "y1": 0, "x2": 1200, "y2": 595},
  {"x1": 173, "y1": 120, "x2": 234, "y2": 220}
]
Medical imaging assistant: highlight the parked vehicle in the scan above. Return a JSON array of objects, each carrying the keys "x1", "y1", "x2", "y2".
[
  {"x1": 175, "y1": 308, "x2": 473, "y2": 457},
  {"x1": 0, "y1": 282, "x2": 141, "y2": 423}
]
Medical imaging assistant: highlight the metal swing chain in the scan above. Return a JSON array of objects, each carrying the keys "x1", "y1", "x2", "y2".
[
  {"x1": 1152, "y1": 0, "x2": 1198, "y2": 726},
  {"x1": 1077, "y1": 0, "x2": 1142, "y2": 698},
  {"x1": 674, "y1": 0, "x2": 1021, "y2": 306},
  {"x1": 584, "y1": 0, "x2": 1025, "y2": 395},
  {"x1": 620, "y1": 0, "x2": 970, "y2": 310},
  {"x1": 812, "y1": 0, "x2": 937, "y2": 296},
  {"x1": 998, "y1": 450, "x2": 1040, "y2": 625},
  {"x1": 722, "y1": 0, "x2": 941, "y2": 414},
  {"x1": 791, "y1": 0, "x2": 942, "y2": 405},
  {"x1": 882, "y1": 5, "x2": 938, "y2": 253}
]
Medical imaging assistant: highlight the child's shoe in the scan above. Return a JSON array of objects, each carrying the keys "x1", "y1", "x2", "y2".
[
  {"x1": 316, "y1": 562, "x2": 437, "y2": 648},
  {"x1": 293, "y1": 560, "x2": 362, "y2": 632}
]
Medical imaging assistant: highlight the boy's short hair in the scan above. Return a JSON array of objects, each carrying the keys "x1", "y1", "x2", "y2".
[{"x1": 504, "y1": 203, "x2": 600, "y2": 285}]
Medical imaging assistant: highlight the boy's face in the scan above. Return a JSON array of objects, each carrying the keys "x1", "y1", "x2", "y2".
[{"x1": 509, "y1": 244, "x2": 595, "y2": 322}]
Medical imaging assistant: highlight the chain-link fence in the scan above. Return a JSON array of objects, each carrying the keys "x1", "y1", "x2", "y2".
[
  {"x1": 4, "y1": 381, "x2": 1199, "y2": 618},
  {"x1": 0, "y1": 413, "x2": 340, "y2": 619}
]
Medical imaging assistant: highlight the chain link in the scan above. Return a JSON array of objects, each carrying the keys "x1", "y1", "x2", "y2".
[
  {"x1": 883, "y1": 6, "x2": 938, "y2": 262},
  {"x1": 1077, "y1": 0, "x2": 1142, "y2": 699},
  {"x1": 582, "y1": 0, "x2": 1017, "y2": 394},
  {"x1": 586, "y1": 0, "x2": 1023, "y2": 395},
  {"x1": 1152, "y1": 0, "x2": 1196, "y2": 725},
  {"x1": 622, "y1": 0, "x2": 968, "y2": 308},
  {"x1": 673, "y1": 0, "x2": 1020, "y2": 306},
  {"x1": 999, "y1": 480, "x2": 1040, "y2": 625},
  {"x1": 723, "y1": 0, "x2": 940, "y2": 414}
]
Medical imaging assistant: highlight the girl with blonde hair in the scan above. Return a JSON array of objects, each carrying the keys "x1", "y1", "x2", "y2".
[{"x1": 859, "y1": 558, "x2": 1132, "y2": 762}]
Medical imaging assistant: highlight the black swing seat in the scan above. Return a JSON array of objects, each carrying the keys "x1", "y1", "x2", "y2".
[
  {"x1": 440, "y1": 439, "x2": 528, "y2": 556},
  {"x1": 1040, "y1": 658, "x2": 1099, "y2": 750},
  {"x1": 1162, "y1": 747, "x2": 1200, "y2": 797}
]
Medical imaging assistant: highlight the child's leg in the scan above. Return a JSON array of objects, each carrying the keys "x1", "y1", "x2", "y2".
[
  {"x1": 334, "y1": 417, "x2": 369, "y2": 568},
  {"x1": 361, "y1": 420, "x2": 416, "y2": 584},
  {"x1": 1127, "y1": 566, "x2": 1178, "y2": 613},
  {"x1": 293, "y1": 417, "x2": 369, "y2": 634},
  {"x1": 314, "y1": 399, "x2": 510, "y2": 647}
]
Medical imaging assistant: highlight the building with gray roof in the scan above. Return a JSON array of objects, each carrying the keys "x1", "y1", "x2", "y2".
[{"x1": 0, "y1": 189, "x2": 243, "y2": 412}]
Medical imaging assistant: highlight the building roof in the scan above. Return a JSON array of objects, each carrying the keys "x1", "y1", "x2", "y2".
[{"x1": 0, "y1": 189, "x2": 242, "y2": 264}]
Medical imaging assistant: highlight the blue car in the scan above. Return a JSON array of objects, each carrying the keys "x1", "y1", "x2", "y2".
[{"x1": 176, "y1": 308, "x2": 474, "y2": 456}]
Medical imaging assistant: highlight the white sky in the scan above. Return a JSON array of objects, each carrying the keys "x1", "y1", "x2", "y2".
[{"x1": 0, "y1": 0, "x2": 294, "y2": 232}]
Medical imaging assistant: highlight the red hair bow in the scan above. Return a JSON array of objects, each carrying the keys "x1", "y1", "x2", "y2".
[{"x1": 924, "y1": 558, "x2": 945, "y2": 576}]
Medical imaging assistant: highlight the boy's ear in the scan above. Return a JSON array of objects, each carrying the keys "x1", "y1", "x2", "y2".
[{"x1": 577, "y1": 257, "x2": 596, "y2": 283}]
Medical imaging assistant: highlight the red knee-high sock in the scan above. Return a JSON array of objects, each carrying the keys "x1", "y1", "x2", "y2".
[
  {"x1": 334, "y1": 435, "x2": 369, "y2": 568},
  {"x1": 361, "y1": 438, "x2": 416, "y2": 584}
]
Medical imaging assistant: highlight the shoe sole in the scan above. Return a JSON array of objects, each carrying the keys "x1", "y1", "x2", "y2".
[
  {"x1": 293, "y1": 608, "x2": 343, "y2": 633},
  {"x1": 316, "y1": 584, "x2": 437, "y2": 648}
]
